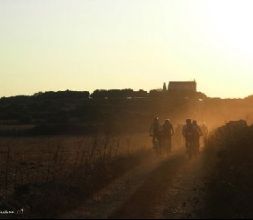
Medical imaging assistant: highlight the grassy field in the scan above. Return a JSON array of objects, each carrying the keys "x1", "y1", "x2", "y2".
[{"x1": 0, "y1": 133, "x2": 151, "y2": 218}]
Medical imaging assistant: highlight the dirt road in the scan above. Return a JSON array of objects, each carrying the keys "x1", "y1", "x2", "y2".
[{"x1": 63, "y1": 150, "x2": 207, "y2": 219}]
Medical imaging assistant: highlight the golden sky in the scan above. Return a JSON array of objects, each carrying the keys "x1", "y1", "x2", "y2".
[{"x1": 0, "y1": 0, "x2": 253, "y2": 98}]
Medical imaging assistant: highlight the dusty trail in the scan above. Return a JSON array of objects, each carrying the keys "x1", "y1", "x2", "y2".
[
  {"x1": 63, "y1": 150, "x2": 206, "y2": 219},
  {"x1": 110, "y1": 154, "x2": 187, "y2": 219},
  {"x1": 111, "y1": 154, "x2": 205, "y2": 219}
]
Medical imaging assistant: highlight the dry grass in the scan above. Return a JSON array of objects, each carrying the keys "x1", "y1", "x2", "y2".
[{"x1": 0, "y1": 133, "x2": 151, "y2": 218}]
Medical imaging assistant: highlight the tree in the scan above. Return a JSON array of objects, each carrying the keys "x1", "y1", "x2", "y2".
[
  {"x1": 163, "y1": 82, "x2": 167, "y2": 91},
  {"x1": 91, "y1": 90, "x2": 108, "y2": 99}
]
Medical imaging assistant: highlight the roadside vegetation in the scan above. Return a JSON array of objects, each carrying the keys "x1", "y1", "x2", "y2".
[{"x1": 204, "y1": 120, "x2": 253, "y2": 218}]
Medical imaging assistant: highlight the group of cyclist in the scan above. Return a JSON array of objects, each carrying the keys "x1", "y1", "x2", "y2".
[{"x1": 150, "y1": 117, "x2": 208, "y2": 158}]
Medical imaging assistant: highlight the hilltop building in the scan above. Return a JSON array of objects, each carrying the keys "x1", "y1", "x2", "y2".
[{"x1": 168, "y1": 81, "x2": 197, "y2": 92}]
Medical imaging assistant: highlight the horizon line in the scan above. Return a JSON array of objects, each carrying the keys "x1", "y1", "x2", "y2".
[{"x1": 0, "y1": 88, "x2": 252, "y2": 100}]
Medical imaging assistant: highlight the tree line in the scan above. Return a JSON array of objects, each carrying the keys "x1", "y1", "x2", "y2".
[{"x1": 0, "y1": 88, "x2": 252, "y2": 136}]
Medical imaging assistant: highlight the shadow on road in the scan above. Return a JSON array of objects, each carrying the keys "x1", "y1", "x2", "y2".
[{"x1": 110, "y1": 153, "x2": 188, "y2": 219}]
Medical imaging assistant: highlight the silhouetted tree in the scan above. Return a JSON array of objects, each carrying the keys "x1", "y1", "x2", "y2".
[
  {"x1": 163, "y1": 82, "x2": 167, "y2": 91},
  {"x1": 149, "y1": 89, "x2": 162, "y2": 98},
  {"x1": 91, "y1": 90, "x2": 108, "y2": 99},
  {"x1": 133, "y1": 89, "x2": 148, "y2": 98}
]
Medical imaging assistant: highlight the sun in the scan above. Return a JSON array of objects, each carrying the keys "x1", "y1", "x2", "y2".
[{"x1": 206, "y1": 0, "x2": 253, "y2": 57}]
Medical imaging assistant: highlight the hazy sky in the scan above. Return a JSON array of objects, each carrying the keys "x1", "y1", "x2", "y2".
[{"x1": 1, "y1": 0, "x2": 253, "y2": 98}]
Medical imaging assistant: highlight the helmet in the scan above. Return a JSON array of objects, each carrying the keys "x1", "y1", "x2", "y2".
[
  {"x1": 186, "y1": 119, "x2": 191, "y2": 124},
  {"x1": 165, "y1": 119, "x2": 171, "y2": 123},
  {"x1": 154, "y1": 116, "x2": 159, "y2": 121}
]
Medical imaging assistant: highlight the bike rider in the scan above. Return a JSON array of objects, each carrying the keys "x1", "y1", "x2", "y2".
[
  {"x1": 192, "y1": 120, "x2": 203, "y2": 155},
  {"x1": 161, "y1": 119, "x2": 174, "y2": 155},
  {"x1": 182, "y1": 119, "x2": 194, "y2": 158},
  {"x1": 150, "y1": 117, "x2": 161, "y2": 153},
  {"x1": 201, "y1": 123, "x2": 209, "y2": 147}
]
